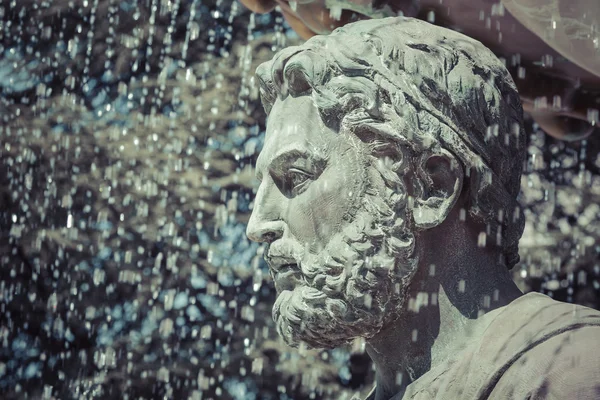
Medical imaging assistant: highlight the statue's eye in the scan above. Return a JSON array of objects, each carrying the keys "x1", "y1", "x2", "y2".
[{"x1": 284, "y1": 168, "x2": 312, "y2": 194}]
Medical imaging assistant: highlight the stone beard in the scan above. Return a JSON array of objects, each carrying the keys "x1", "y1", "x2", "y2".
[{"x1": 270, "y1": 153, "x2": 418, "y2": 349}]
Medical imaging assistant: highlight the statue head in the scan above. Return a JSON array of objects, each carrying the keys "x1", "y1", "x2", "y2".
[{"x1": 246, "y1": 17, "x2": 526, "y2": 349}]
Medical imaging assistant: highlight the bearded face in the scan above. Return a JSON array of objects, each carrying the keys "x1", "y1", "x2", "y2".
[
  {"x1": 269, "y1": 191, "x2": 418, "y2": 348},
  {"x1": 246, "y1": 96, "x2": 419, "y2": 349}
]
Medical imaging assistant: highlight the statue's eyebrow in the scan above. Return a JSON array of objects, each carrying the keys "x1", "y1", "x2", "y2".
[{"x1": 255, "y1": 145, "x2": 317, "y2": 182}]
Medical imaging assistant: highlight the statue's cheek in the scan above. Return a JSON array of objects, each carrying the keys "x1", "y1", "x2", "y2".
[{"x1": 285, "y1": 170, "x2": 363, "y2": 251}]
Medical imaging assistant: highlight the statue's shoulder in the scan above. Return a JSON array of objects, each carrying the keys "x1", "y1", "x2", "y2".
[
  {"x1": 399, "y1": 294, "x2": 600, "y2": 400},
  {"x1": 481, "y1": 292, "x2": 600, "y2": 349},
  {"x1": 477, "y1": 292, "x2": 600, "y2": 399}
]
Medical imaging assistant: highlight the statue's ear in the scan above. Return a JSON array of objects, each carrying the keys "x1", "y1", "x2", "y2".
[{"x1": 411, "y1": 149, "x2": 464, "y2": 230}]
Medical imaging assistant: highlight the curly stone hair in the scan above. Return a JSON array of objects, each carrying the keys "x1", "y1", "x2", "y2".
[{"x1": 255, "y1": 17, "x2": 526, "y2": 268}]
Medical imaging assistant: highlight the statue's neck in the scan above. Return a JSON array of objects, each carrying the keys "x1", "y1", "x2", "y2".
[{"x1": 366, "y1": 220, "x2": 523, "y2": 400}]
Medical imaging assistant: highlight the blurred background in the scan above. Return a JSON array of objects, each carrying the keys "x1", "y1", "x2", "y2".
[{"x1": 0, "y1": 0, "x2": 599, "y2": 399}]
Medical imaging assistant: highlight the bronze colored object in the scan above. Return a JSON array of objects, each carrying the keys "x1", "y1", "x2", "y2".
[{"x1": 239, "y1": 0, "x2": 600, "y2": 141}]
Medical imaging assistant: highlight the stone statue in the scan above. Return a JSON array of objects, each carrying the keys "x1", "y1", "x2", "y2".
[{"x1": 245, "y1": 17, "x2": 600, "y2": 399}]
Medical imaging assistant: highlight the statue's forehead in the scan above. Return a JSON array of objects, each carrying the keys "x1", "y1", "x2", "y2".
[
  {"x1": 266, "y1": 95, "x2": 322, "y2": 137},
  {"x1": 257, "y1": 96, "x2": 332, "y2": 173}
]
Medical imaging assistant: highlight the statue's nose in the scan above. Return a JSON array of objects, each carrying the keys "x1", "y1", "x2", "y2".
[
  {"x1": 246, "y1": 181, "x2": 285, "y2": 243},
  {"x1": 246, "y1": 217, "x2": 285, "y2": 243}
]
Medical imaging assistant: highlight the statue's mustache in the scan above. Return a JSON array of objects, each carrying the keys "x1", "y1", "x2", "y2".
[
  {"x1": 265, "y1": 240, "x2": 348, "y2": 288},
  {"x1": 265, "y1": 241, "x2": 304, "y2": 266}
]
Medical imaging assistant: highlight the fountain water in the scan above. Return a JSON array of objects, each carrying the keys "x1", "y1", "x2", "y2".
[{"x1": 0, "y1": 1, "x2": 599, "y2": 399}]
